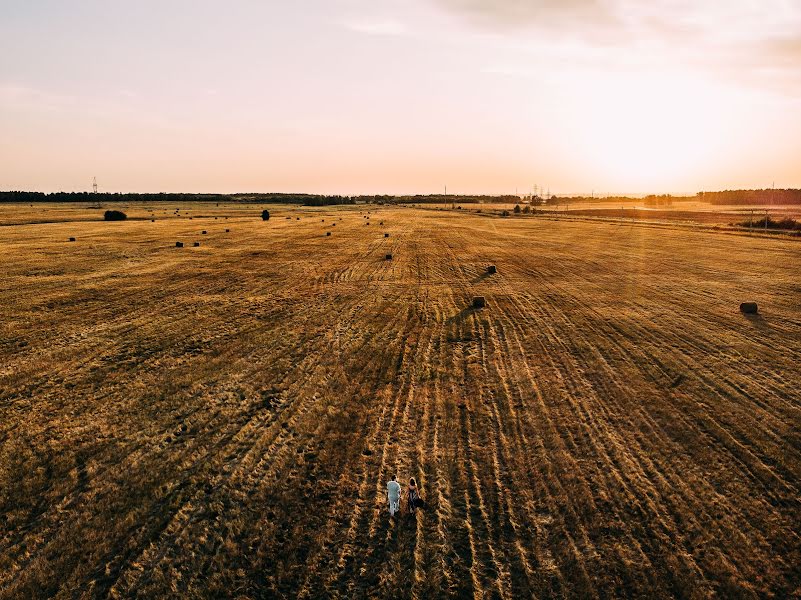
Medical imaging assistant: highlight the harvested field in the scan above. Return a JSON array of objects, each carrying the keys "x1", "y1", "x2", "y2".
[{"x1": 1, "y1": 204, "x2": 800, "y2": 598}]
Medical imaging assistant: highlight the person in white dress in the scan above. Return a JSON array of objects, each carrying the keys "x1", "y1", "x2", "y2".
[{"x1": 387, "y1": 475, "x2": 401, "y2": 517}]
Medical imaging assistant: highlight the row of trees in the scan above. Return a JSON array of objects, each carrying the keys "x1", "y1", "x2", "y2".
[
  {"x1": 698, "y1": 189, "x2": 801, "y2": 205},
  {"x1": 0, "y1": 191, "x2": 229, "y2": 203},
  {"x1": 4, "y1": 189, "x2": 799, "y2": 206}
]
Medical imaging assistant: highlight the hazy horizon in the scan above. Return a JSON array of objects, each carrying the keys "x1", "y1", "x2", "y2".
[{"x1": 2, "y1": 0, "x2": 801, "y2": 195}]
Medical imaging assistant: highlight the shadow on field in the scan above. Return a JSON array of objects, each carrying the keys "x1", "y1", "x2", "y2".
[
  {"x1": 742, "y1": 312, "x2": 772, "y2": 333},
  {"x1": 471, "y1": 272, "x2": 492, "y2": 284},
  {"x1": 446, "y1": 307, "x2": 476, "y2": 326}
]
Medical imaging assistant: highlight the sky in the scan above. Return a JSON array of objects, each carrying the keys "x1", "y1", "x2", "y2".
[{"x1": 1, "y1": 0, "x2": 800, "y2": 196}]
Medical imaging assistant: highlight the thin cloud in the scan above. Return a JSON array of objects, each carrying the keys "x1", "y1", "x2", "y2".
[
  {"x1": 341, "y1": 18, "x2": 408, "y2": 36},
  {"x1": 430, "y1": 0, "x2": 801, "y2": 93},
  {"x1": 431, "y1": 0, "x2": 619, "y2": 33}
]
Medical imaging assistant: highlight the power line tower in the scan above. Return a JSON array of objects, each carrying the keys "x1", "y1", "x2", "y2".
[{"x1": 92, "y1": 177, "x2": 98, "y2": 194}]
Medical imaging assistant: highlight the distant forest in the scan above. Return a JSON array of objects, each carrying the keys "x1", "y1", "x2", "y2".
[
  {"x1": 697, "y1": 189, "x2": 801, "y2": 205},
  {"x1": 2, "y1": 189, "x2": 800, "y2": 205}
]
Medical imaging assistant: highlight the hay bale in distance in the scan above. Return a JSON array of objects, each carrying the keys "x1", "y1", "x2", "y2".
[
  {"x1": 104, "y1": 210, "x2": 127, "y2": 221},
  {"x1": 472, "y1": 296, "x2": 486, "y2": 309},
  {"x1": 193, "y1": 242, "x2": 200, "y2": 247},
  {"x1": 384, "y1": 233, "x2": 389, "y2": 238},
  {"x1": 487, "y1": 265, "x2": 497, "y2": 274},
  {"x1": 262, "y1": 210, "x2": 271, "y2": 221},
  {"x1": 740, "y1": 302, "x2": 758, "y2": 314},
  {"x1": 385, "y1": 254, "x2": 393, "y2": 261},
  {"x1": 69, "y1": 237, "x2": 76, "y2": 242},
  {"x1": 225, "y1": 229, "x2": 230, "y2": 232},
  {"x1": 175, "y1": 241, "x2": 184, "y2": 248},
  {"x1": 326, "y1": 232, "x2": 331, "y2": 236},
  {"x1": 202, "y1": 230, "x2": 207, "y2": 234}
]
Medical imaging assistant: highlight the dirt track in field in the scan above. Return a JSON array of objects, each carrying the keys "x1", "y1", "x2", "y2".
[{"x1": 1, "y1": 204, "x2": 800, "y2": 599}]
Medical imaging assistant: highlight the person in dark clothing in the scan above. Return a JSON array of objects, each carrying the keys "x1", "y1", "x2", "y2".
[{"x1": 407, "y1": 477, "x2": 420, "y2": 515}]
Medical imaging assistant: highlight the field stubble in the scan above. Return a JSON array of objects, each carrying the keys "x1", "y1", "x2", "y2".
[{"x1": 1, "y1": 204, "x2": 800, "y2": 599}]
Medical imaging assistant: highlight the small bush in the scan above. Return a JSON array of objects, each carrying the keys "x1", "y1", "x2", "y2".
[
  {"x1": 262, "y1": 210, "x2": 271, "y2": 221},
  {"x1": 523, "y1": 205, "x2": 531, "y2": 214},
  {"x1": 736, "y1": 215, "x2": 801, "y2": 231},
  {"x1": 514, "y1": 204, "x2": 521, "y2": 214},
  {"x1": 104, "y1": 210, "x2": 127, "y2": 221},
  {"x1": 501, "y1": 210, "x2": 510, "y2": 217}
]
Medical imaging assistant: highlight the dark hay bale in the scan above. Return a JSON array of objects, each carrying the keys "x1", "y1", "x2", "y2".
[
  {"x1": 740, "y1": 302, "x2": 758, "y2": 314},
  {"x1": 193, "y1": 242, "x2": 200, "y2": 247},
  {"x1": 332, "y1": 223, "x2": 336, "y2": 226},
  {"x1": 386, "y1": 254, "x2": 393, "y2": 261},
  {"x1": 262, "y1": 210, "x2": 271, "y2": 221},
  {"x1": 472, "y1": 296, "x2": 486, "y2": 309},
  {"x1": 202, "y1": 230, "x2": 207, "y2": 234},
  {"x1": 297, "y1": 217, "x2": 300, "y2": 220},
  {"x1": 69, "y1": 237, "x2": 76, "y2": 242},
  {"x1": 487, "y1": 265, "x2": 497, "y2": 274},
  {"x1": 286, "y1": 216, "x2": 291, "y2": 219},
  {"x1": 385, "y1": 233, "x2": 389, "y2": 238},
  {"x1": 103, "y1": 210, "x2": 127, "y2": 221},
  {"x1": 326, "y1": 232, "x2": 332, "y2": 236},
  {"x1": 175, "y1": 242, "x2": 184, "y2": 247},
  {"x1": 151, "y1": 219, "x2": 155, "y2": 222},
  {"x1": 225, "y1": 229, "x2": 230, "y2": 232},
  {"x1": 379, "y1": 221, "x2": 383, "y2": 225}
]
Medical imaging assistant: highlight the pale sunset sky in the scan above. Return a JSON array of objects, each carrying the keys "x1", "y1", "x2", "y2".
[{"x1": 1, "y1": 0, "x2": 800, "y2": 195}]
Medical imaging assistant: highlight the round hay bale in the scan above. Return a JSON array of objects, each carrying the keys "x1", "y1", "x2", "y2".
[
  {"x1": 740, "y1": 302, "x2": 758, "y2": 314},
  {"x1": 69, "y1": 237, "x2": 76, "y2": 242},
  {"x1": 225, "y1": 228, "x2": 230, "y2": 232},
  {"x1": 193, "y1": 242, "x2": 200, "y2": 247},
  {"x1": 386, "y1": 254, "x2": 393, "y2": 261},
  {"x1": 472, "y1": 296, "x2": 486, "y2": 309},
  {"x1": 103, "y1": 210, "x2": 127, "y2": 221},
  {"x1": 297, "y1": 217, "x2": 300, "y2": 220},
  {"x1": 487, "y1": 265, "x2": 497, "y2": 274},
  {"x1": 151, "y1": 219, "x2": 155, "y2": 222},
  {"x1": 326, "y1": 231, "x2": 332, "y2": 236},
  {"x1": 262, "y1": 210, "x2": 271, "y2": 221},
  {"x1": 202, "y1": 230, "x2": 207, "y2": 234},
  {"x1": 175, "y1": 241, "x2": 184, "y2": 248},
  {"x1": 384, "y1": 233, "x2": 389, "y2": 238}
]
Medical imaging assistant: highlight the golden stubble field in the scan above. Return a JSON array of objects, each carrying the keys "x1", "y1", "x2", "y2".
[{"x1": 1, "y1": 203, "x2": 800, "y2": 599}]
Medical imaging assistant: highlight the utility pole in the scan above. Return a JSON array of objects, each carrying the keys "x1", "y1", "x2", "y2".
[{"x1": 92, "y1": 177, "x2": 98, "y2": 193}]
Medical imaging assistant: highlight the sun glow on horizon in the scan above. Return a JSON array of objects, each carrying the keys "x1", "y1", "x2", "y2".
[{"x1": 560, "y1": 71, "x2": 736, "y2": 191}]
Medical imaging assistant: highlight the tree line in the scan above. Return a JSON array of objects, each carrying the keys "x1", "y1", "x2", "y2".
[
  {"x1": 697, "y1": 189, "x2": 801, "y2": 205},
  {"x1": 3, "y1": 189, "x2": 799, "y2": 206}
]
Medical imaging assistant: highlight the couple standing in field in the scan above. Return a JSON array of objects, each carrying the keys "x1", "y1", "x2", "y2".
[{"x1": 387, "y1": 475, "x2": 424, "y2": 517}]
